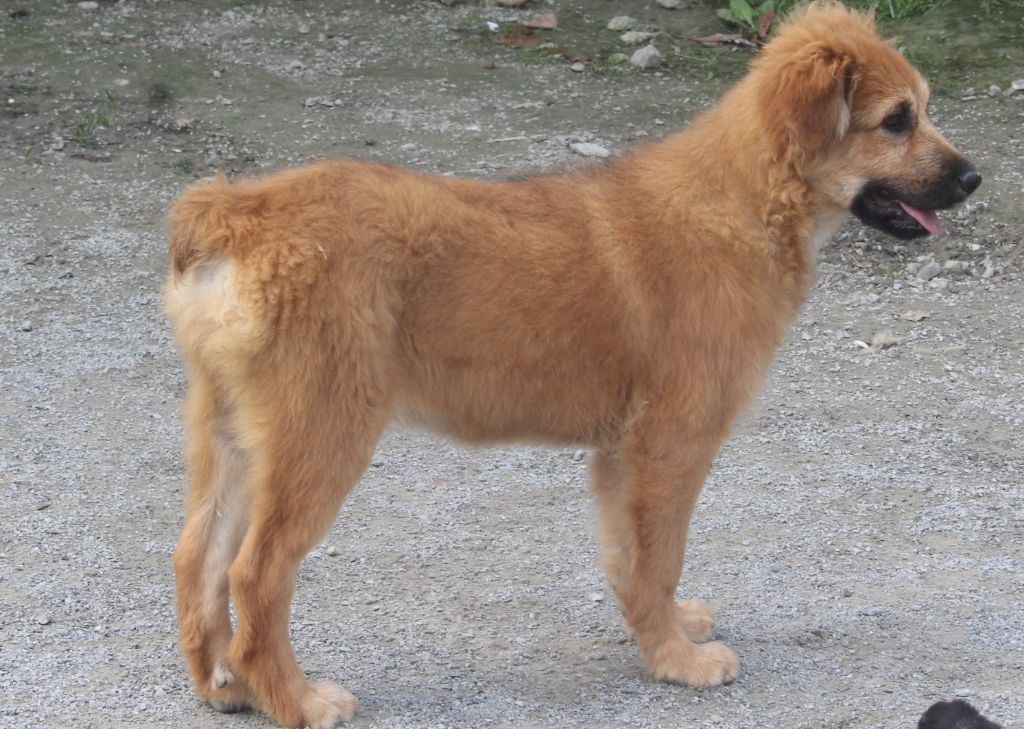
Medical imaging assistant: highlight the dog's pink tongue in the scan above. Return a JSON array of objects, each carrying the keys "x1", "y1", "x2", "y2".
[{"x1": 898, "y1": 201, "x2": 944, "y2": 236}]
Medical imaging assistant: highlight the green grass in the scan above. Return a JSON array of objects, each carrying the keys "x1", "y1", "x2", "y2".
[
  {"x1": 173, "y1": 157, "x2": 199, "y2": 176},
  {"x1": 72, "y1": 92, "x2": 117, "y2": 145},
  {"x1": 851, "y1": 0, "x2": 948, "y2": 21},
  {"x1": 714, "y1": 0, "x2": 950, "y2": 34}
]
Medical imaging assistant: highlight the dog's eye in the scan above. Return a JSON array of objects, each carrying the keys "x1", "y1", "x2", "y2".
[{"x1": 882, "y1": 110, "x2": 909, "y2": 133}]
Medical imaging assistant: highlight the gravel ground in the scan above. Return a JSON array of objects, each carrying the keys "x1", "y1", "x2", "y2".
[{"x1": 1, "y1": 1, "x2": 1022, "y2": 728}]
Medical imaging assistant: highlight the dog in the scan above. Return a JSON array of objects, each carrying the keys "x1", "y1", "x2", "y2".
[
  {"x1": 919, "y1": 700, "x2": 1003, "y2": 729},
  {"x1": 163, "y1": 3, "x2": 979, "y2": 726}
]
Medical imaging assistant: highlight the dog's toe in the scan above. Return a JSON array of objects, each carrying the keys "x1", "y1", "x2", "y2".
[
  {"x1": 300, "y1": 681, "x2": 358, "y2": 728},
  {"x1": 649, "y1": 639, "x2": 741, "y2": 688},
  {"x1": 208, "y1": 697, "x2": 246, "y2": 714}
]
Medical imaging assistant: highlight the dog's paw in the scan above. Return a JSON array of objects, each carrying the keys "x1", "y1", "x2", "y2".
[
  {"x1": 648, "y1": 639, "x2": 740, "y2": 688},
  {"x1": 676, "y1": 599, "x2": 716, "y2": 643},
  {"x1": 204, "y1": 659, "x2": 253, "y2": 714},
  {"x1": 298, "y1": 681, "x2": 358, "y2": 728},
  {"x1": 208, "y1": 695, "x2": 248, "y2": 714}
]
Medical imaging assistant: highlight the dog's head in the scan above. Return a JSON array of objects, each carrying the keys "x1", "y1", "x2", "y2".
[{"x1": 752, "y1": 2, "x2": 980, "y2": 239}]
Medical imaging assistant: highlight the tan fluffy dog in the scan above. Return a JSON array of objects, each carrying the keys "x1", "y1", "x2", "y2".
[{"x1": 164, "y1": 3, "x2": 979, "y2": 726}]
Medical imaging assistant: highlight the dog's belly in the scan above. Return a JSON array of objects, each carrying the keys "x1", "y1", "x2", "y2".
[{"x1": 392, "y1": 351, "x2": 636, "y2": 447}]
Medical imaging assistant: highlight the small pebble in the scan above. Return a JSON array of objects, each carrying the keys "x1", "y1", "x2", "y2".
[
  {"x1": 956, "y1": 688, "x2": 977, "y2": 697},
  {"x1": 630, "y1": 45, "x2": 663, "y2": 70},
  {"x1": 326, "y1": 546, "x2": 339, "y2": 557},
  {"x1": 657, "y1": 0, "x2": 683, "y2": 8},
  {"x1": 36, "y1": 614, "x2": 52, "y2": 625},
  {"x1": 929, "y1": 277, "x2": 951, "y2": 291},
  {"x1": 19, "y1": 321, "x2": 32, "y2": 332},
  {"x1": 569, "y1": 142, "x2": 610, "y2": 158},
  {"x1": 607, "y1": 16, "x2": 636, "y2": 31},
  {"x1": 570, "y1": 62, "x2": 585, "y2": 73},
  {"x1": 917, "y1": 260, "x2": 942, "y2": 281},
  {"x1": 78, "y1": 1, "x2": 98, "y2": 9},
  {"x1": 589, "y1": 592, "x2": 604, "y2": 602},
  {"x1": 620, "y1": 31, "x2": 653, "y2": 45}
]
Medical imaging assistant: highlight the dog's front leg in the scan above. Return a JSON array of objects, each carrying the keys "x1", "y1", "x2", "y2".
[{"x1": 591, "y1": 432, "x2": 740, "y2": 687}]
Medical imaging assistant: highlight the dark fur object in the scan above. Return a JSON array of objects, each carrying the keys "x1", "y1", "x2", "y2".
[{"x1": 918, "y1": 700, "x2": 1002, "y2": 729}]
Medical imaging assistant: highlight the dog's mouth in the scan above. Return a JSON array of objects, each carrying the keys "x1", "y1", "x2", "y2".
[{"x1": 851, "y1": 183, "x2": 947, "y2": 240}]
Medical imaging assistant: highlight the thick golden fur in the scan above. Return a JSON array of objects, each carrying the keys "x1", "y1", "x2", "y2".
[{"x1": 164, "y1": 4, "x2": 974, "y2": 727}]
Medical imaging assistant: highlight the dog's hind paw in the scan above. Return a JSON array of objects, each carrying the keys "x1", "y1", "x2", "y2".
[
  {"x1": 676, "y1": 599, "x2": 716, "y2": 643},
  {"x1": 205, "y1": 660, "x2": 253, "y2": 714},
  {"x1": 649, "y1": 639, "x2": 740, "y2": 688},
  {"x1": 209, "y1": 696, "x2": 247, "y2": 714}
]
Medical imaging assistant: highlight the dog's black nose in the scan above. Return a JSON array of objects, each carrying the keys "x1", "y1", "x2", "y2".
[{"x1": 958, "y1": 169, "x2": 982, "y2": 195}]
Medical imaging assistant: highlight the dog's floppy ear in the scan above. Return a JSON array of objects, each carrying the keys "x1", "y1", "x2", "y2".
[{"x1": 761, "y1": 44, "x2": 856, "y2": 154}]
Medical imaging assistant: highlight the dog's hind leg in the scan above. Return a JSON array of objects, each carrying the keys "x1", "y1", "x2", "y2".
[
  {"x1": 173, "y1": 372, "x2": 253, "y2": 713},
  {"x1": 594, "y1": 429, "x2": 740, "y2": 688},
  {"x1": 222, "y1": 363, "x2": 389, "y2": 729},
  {"x1": 591, "y1": 450, "x2": 717, "y2": 644}
]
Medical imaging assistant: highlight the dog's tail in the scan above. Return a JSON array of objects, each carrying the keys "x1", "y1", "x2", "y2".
[{"x1": 168, "y1": 174, "x2": 262, "y2": 277}]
